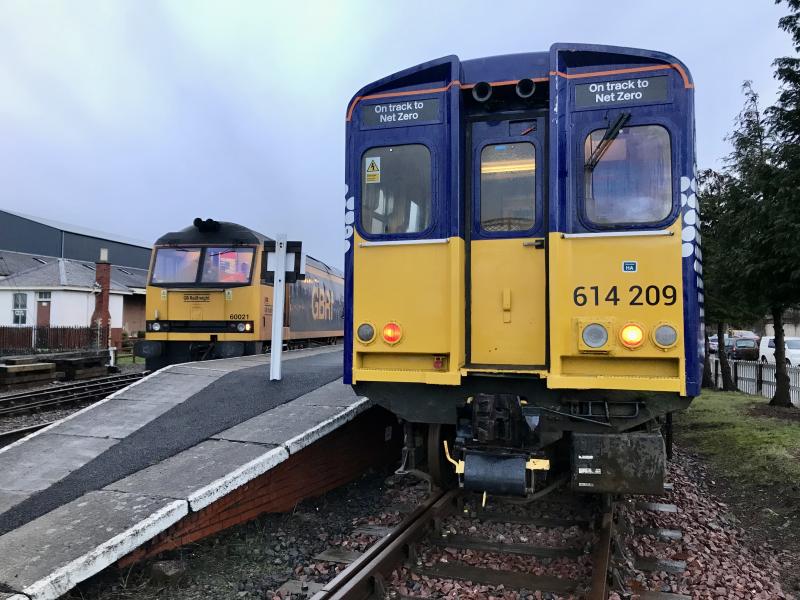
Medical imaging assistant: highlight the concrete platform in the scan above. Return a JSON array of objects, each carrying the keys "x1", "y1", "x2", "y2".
[{"x1": 0, "y1": 346, "x2": 392, "y2": 600}]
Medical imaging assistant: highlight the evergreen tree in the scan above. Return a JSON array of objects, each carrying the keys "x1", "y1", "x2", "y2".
[
  {"x1": 725, "y1": 80, "x2": 800, "y2": 407},
  {"x1": 765, "y1": 0, "x2": 800, "y2": 406},
  {"x1": 698, "y1": 169, "x2": 759, "y2": 390}
]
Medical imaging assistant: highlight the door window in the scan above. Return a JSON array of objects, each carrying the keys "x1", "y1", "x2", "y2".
[
  {"x1": 360, "y1": 145, "x2": 432, "y2": 235},
  {"x1": 480, "y1": 142, "x2": 536, "y2": 232}
]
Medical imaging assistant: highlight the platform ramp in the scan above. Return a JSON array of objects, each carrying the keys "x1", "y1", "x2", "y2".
[{"x1": 0, "y1": 347, "x2": 396, "y2": 600}]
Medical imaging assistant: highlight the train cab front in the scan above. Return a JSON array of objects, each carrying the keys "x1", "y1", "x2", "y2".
[
  {"x1": 345, "y1": 45, "x2": 702, "y2": 500},
  {"x1": 135, "y1": 219, "x2": 268, "y2": 370}
]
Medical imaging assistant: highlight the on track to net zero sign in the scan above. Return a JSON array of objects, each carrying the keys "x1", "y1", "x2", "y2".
[
  {"x1": 360, "y1": 98, "x2": 441, "y2": 128},
  {"x1": 574, "y1": 76, "x2": 669, "y2": 109}
]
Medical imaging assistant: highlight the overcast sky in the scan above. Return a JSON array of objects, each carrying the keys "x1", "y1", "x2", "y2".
[{"x1": 0, "y1": 1, "x2": 794, "y2": 267}]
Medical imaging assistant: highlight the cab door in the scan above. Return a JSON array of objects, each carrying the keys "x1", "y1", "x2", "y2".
[{"x1": 468, "y1": 117, "x2": 547, "y2": 367}]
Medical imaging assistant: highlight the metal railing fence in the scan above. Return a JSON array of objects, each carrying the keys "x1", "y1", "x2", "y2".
[{"x1": 710, "y1": 357, "x2": 800, "y2": 405}]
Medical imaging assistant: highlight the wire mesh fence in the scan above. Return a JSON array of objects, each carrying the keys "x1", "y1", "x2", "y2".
[
  {"x1": 710, "y1": 356, "x2": 800, "y2": 406},
  {"x1": 0, "y1": 325, "x2": 109, "y2": 356}
]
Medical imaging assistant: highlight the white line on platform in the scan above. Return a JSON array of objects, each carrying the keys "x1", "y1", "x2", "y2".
[
  {"x1": 283, "y1": 397, "x2": 371, "y2": 455},
  {"x1": 187, "y1": 396, "x2": 371, "y2": 511},
  {"x1": 187, "y1": 446, "x2": 289, "y2": 511},
  {"x1": 19, "y1": 499, "x2": 188, "y2": 600},
  {"x1": 0, "y1": 364, "x2": 179, "y2": 456}
]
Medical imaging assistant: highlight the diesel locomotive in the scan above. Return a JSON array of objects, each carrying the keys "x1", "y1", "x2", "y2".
[
  {"x1": 135, "y1": 219, "x2": 343, "y2": 370},
  {"x1": 344, "y1": 44, "x2": 702, "y2": 497}
]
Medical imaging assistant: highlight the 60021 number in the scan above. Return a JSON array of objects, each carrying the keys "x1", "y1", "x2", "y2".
[{"x1": 573, "y1": 285, "x2": 677, "y2": 307}]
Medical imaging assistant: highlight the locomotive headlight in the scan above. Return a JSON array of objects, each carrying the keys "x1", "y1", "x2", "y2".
[
  {"x1": 151, "y1": 322, "x2": 161, "y2": 332},
  {"x1": 236, "y1": 322, "x2": 246, "y2": 333},
  {"x1": 581, "y1": 323, "x2": 608, "y2": 348},
  {"x1": 382, "y1": 322, "x2": 402, "y2": 345},
  {"x1": 620, "y1": 323, "x2": 645, "y2": 348},
  {"x1": 654, "y1": 324, "x2": 678, "y2": 348},
  {"x1": 245, "y1": 323, "x2": 252, "y2": 332},
  {"x1": 356, "y1": 323, "x2": 375, "y2": 343}
]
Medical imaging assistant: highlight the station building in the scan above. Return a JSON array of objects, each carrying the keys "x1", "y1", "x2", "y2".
[{"x1": 0, "y1": 209, "x2": 151, "y2": 336}]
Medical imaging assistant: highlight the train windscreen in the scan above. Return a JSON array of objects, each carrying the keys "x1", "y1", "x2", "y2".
[
  {"x1": 151, "y1": 248, "x2": 202, "y2": 284},
  {"x1": 200, "y1": 248, "x2": 254, "y2": 284}
]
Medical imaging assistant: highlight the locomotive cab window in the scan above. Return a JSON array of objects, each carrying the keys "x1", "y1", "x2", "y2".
[
  {"x1": 480, "y1": 142, "x2": 536, "y2": 232},
  {"x1": 151, "y1": 248, "x2": 202, "y2": 284},
  {"x1": 361, "y1": 144, "x2": 432, "y2": 235},
  {"x1": 583, "y1": 124, "x2": 672, "y2": 225},
  {"x1": 200, "y1": 247, "x2": 254, "y2": 284}
]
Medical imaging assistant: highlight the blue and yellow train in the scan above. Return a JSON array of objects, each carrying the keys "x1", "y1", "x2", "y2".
[
  {"x1": 344, "y1": 44, "x2": 702, "y2": 497},
  {"x1": 135, "y1": 219, "x2": 344, "y2": 370}
]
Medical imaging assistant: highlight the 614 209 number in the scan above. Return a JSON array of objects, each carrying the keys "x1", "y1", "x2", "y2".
[{"x1": 573, "y1": 285, "x2": 677, "y2": 306}]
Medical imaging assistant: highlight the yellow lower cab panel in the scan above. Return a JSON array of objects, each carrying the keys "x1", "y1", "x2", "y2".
[
  {"x1": 547, "y1": 220, "x2": 686, "y2": 394},
  {"x1": 351, "y1": 234, "x2": 464, "y2": 385}
]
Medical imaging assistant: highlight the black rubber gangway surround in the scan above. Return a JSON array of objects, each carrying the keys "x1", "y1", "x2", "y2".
[{"x1": 0, "y1": 351, "x2": 342, "y2": 535}]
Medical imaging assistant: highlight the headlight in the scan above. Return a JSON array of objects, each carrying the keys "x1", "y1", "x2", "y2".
[
  {"x1": 581, "y1": 323, "x2": 608, "y2": 348},
  {"x1": 620, "y1": 323, "x2": 645, "y2": 348},
  {"x1": 236, "y1": 322, "x2": 246, "y2": 333},
  {"x1": 654, "y1": 324, "x2": 678, "y2": 347},
  {"x1": 151, "y1": 322, "x2": 161, "y2": 332},
  {"x1": 357, "y1": 323, "x2": 375, "y2": 343}
]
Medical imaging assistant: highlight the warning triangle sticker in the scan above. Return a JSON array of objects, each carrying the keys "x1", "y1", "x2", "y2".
[{"x1": 366, "y1": 160, "x2": 380, "y2": 172}]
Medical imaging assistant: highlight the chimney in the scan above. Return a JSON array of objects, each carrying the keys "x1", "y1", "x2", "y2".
[{"x1": 91, "y1": 248, "x2": 111, "y2": 333}]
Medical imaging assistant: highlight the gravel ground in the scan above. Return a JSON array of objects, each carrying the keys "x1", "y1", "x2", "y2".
[
  {"x1": 385, "y1": 493, "x2": 596, "y2": 600},
  {"x1": 55, "y1": 442, "x2": 795, "y2": 600},
  {"x1": 616, "y1": 446, "x2": 794, "y2": 599}
]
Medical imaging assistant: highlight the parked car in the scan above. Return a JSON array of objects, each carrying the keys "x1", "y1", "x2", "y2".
[
  {"x1": 730, "y1": 329, "x2": 759, "y2": 340},
  {"x1": 723, "y1": 337, "x2": 736, "y2": 356},
  {"x1": 708, "y1": 334, "x2": 728, "y2": 354},
  {"x1": 759, "y1": 336, "x2": 800, "y2": 366},
  {"x1": 727, "y1": 337, "x2": 759, "y2": 361}
]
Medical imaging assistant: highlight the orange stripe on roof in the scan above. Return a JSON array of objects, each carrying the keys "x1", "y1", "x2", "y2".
[
  {"x1": 346, "y1": 76, "x2": 550, "y2": 121},
  {"x1": 346, "y1": 81, "x2": 461, "y2": 121},
  {"x1": 550, "y1": 64, "x2": 693, "y2": 89}
]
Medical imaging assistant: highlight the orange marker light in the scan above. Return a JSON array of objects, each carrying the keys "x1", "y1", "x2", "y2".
[
  {"x1": 620, "y1": 324, "x2": 644, "y2": 348},
  {"x1": 382, "y1": 322, "x2": 402, "y2": 344}
]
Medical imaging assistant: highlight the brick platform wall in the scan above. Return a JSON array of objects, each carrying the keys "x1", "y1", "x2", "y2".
[{"x1": 119, "y1": 406, "x2": 401, "y2": 565}]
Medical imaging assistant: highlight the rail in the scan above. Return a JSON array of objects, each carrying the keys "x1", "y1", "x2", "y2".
[
  {"x1": 0, "y1": 372, "x2": 147, "y2": 416},
  {"x1": 710, "y1": 357, "x2": 800, "y2": 405},
  {"x1": 311, "y1": 489, "x2": 615, "y2": 599},
  {"x1": 0, "y1": 422, "x2": 51, "y2": 447}
]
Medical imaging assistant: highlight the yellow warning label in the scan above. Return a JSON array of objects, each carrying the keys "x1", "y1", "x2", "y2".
[{"x1": 365, "y1": 156, "x2": 380, "y2": 184}]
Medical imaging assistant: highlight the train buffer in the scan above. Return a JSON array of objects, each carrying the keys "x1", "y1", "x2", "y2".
[{"x1": 0, "y1": 346, "x2": 399, "y2": 600}]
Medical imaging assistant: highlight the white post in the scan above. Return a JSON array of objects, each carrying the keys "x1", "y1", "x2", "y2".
[{"x1": 269, "y1": 234, "x2": 288, "y2": 381}]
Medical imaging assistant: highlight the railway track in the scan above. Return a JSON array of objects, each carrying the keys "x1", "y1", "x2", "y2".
[
  {"x1": 311, "y1": 488, "x2": 615, "y2": 600},
  {"x1": 0, "y1": 421, "x2": 51, "y2": 447},
  {"x1": 0, "y1": 371, "x2": 147, "y2": 417}
]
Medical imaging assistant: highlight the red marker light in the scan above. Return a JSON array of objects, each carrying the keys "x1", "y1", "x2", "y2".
[{"x1": 382, "y1": 322, "x2": 402, "y2": 344}]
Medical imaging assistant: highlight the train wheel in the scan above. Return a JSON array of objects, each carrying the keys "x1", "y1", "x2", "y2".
[{"x1": 427, "y1": 423, "x2": 458, "y2": 490}]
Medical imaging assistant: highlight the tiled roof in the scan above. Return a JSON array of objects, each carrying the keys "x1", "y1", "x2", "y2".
[{"x1": 0, "y1": 252, "x2": 147, "y2": 293}]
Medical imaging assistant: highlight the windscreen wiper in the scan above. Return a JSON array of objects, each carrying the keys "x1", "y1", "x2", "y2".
[{"x1": 585, "y1": 112, "x2": 631, "y2": 172}]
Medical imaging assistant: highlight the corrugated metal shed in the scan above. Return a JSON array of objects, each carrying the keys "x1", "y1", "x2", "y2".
[{"x1": 0, "y1": 209, "x2": 151, "y2": 269}]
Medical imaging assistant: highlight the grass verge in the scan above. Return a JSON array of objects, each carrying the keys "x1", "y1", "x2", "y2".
[{"x1": 675, "y1": 390, "x2": 800, "y2": 488}]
